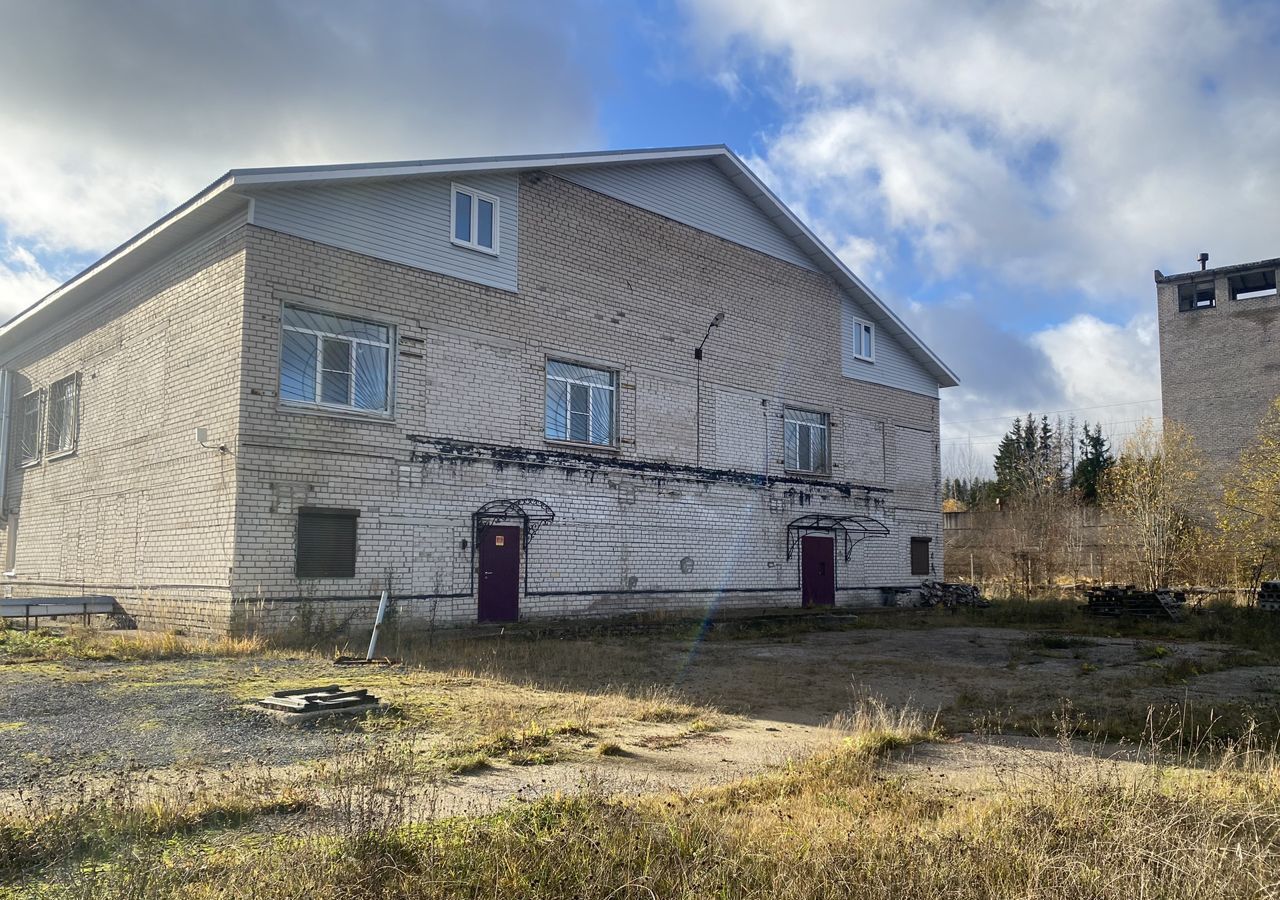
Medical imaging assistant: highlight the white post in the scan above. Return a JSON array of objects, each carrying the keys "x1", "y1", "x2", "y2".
[{"x1": 366, "y1": 590, "x2": 389, "y2": 661}]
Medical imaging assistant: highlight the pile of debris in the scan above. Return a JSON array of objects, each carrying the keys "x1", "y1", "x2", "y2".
[
  {"x1": 920, "y1": 581, "x2": 990, "y2": 609},
  {"x1": 1082, "y1": 586, "x2": 1186, "y2": 619},
  {"x1": 257, "y1": 685, "x2": 381, "y2": 722},
  {"x1": 1259, "y1": 581, "x2": 1280, "y2": 612}
]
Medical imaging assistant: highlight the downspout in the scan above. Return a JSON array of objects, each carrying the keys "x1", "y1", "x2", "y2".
[{"x1": 0, "y1": 370, "x2": 9, "y2": 519}]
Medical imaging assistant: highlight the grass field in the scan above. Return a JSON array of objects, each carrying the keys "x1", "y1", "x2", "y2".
[{"x1": 2, "y1": 600, "x2": 1279, "y2": 898}]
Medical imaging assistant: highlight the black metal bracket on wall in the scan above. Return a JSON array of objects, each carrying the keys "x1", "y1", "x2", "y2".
[{"x1": 786, "y1": 512, "x2": 891, "y2": 589}]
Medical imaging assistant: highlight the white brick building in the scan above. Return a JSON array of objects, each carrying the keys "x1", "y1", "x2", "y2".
[{"x1": 0, "y1": 146, "x2": 958, "y2": 636}]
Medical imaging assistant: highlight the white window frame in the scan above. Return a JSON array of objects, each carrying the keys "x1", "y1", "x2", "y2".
[
  {"x1": 280, "y1": 304, "x2": 394, "y2": 417},
  {"x1": 16, "y1": 389, "x2": 43, "y2": 468},
  {"x1": 45, "y1": 373, "x2": 80, "y2": 459},
  {"x1": 783, "y1": 406, "x2": 831, "y2": 475},
  {"x1": 852, "y1": 318, "x2": 875, "y2": 362},
  {"x1": 450, "y1": 183, "x2": 500, "y2": 256},
  {"x1": 544, "y1": 358, "x2": 618, "y2": 449}
]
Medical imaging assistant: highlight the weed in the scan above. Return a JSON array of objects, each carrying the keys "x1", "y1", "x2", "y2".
[{"x1": 1137, "y1": 642, "x2": 1171, "y2": 660}]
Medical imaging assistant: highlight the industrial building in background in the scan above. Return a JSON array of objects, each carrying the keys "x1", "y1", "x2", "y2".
[
  {"x1": 1156, "y1": 253, "x2": 1280, "y2": 481},
  {"x1": 0, "y1": 146, "x2": 956, "y2": 636}
]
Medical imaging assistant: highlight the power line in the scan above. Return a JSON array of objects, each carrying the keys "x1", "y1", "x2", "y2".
[
  {"x1": 941, "y1": 397, "x2": 1162, "y2": 427},
  {"x1": 940, "y1": 416, "x2": 1158, "y2": 443}
]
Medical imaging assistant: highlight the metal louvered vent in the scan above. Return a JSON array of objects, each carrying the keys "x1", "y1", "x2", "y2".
[{"x1": 296, "y1": 508, "x2": 359, "y2": 578}]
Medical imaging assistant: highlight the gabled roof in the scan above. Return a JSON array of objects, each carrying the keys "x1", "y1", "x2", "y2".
[{"x1": 0, "y1": 145, "x2": 957, "y2": 387}]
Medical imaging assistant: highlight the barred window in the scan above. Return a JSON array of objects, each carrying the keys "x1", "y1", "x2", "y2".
[
  {"x1": 46, "y1": 374, "x2": 79, "y2": 456},
  {"x1": 16, "y1": 390, "x2": 42, "y2": 466},
  {"x1": 784, "y1": 407, "x2": 829, "y2": 474},
  {"x1": 280, "y1": 305, "x2": 392, "y2": 413},
  {"x1": 545, "y1": 359, "x2": 616, "y2": 447}
]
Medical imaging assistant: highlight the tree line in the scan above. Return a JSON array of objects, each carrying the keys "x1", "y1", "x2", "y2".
[
  {"x1": 944, "y1": 404, "x2": 1280, "y2": 601},
  {"x1": 944, "y1": 415, "x2": 1113, "y2": 508}
]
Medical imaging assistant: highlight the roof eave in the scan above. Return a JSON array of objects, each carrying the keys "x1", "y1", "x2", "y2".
[{"x1": 0, "y1": 174, "x2": 244, "y2": 352}]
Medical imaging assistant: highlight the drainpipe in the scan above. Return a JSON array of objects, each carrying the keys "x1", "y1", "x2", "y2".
[{"x1": 0, "y1": 371, "x2": 9, "y2": 519}]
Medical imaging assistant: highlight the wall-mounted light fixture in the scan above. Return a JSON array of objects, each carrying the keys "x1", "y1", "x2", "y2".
[
  {"x1": 693, "y1": 311, "x2": 725, "y2": 360},
  {"x1": 694, "y1": 312, "x2": 726, "y2": 467}
]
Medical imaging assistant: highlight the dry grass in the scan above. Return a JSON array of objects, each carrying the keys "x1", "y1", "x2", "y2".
[
  {"x1": 0, "y1": 623, "x2": 268, "y2": 663},
  {"x1": 7, "y1": 698, "x2": 1278, "y2": 899},
  {"x1": 875, "y1": 595, "x2": 1280, "y2": 661}
]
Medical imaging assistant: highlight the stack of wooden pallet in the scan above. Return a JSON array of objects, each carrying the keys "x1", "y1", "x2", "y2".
[
  {"x1": 1082, "y1": 586, "x2": 1185, "y2": 619},
  {"x1": 257, "y1": 685, "x2": 381, "y2": 719}
]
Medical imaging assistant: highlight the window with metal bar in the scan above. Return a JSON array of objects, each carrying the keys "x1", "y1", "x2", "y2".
[
  {"x1": 280, "y1": 305, "x2": 392, "y2": 413},
  {"x1": 16, "y1": 390, "x2": 42, "y2": 466},
  {"x1": 46, "y1": 374, "x2": 79, "y2": 457},
  {"x1": 784, "y1": 407, "x2": 830, "y2": 474},
  {"x1": 545, "y1": 359, "x2": 616, "y2": 447}
]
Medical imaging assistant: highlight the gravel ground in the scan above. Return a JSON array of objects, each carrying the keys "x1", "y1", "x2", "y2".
[
  {"x1": 4, "y1": 623, "x2": 1278, "y2": 797},
  {"x1": 0, "y1": 658, "x2": 351, "y2": 789}
]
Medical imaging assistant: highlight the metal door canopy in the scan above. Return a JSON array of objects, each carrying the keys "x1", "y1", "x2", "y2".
[
  {"x1": 472, "y1": 498, "x2": 555, "y2": 548},
  {"x1": 786, "y1": 513, "x2": 890, "y2": 562}
]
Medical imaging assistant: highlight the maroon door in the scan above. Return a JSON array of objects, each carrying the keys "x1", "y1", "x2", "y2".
[
  {"x1": 801, "y1": 534, "x2": 835, "y2": 607},
  {"x1": 478, "y1": 525, "x2": 521, "y2": 622}
]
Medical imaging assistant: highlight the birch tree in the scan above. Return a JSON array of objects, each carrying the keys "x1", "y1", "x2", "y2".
[
  {"x1": 1102, "y1": 419, "x2": 1206, "y2": 590},
  {"x1": 1220, "y1": 397, "x2": 1280, "y2": 597}
]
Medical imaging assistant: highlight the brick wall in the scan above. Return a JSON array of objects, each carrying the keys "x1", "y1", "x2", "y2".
[
  {"x1": 1158, "y1": 275, "x2": 1280, "y2": 484},
  {"x1": 230, "y1": 173, "x2": 943, "y2": 635},
  {"x1": 1, "y1": 217, "x2": 247, "y2": 634}
]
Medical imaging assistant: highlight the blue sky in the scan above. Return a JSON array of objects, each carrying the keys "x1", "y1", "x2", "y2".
[{"x1": 3, "y1": 0, "x2": 1278, "y2": 472}]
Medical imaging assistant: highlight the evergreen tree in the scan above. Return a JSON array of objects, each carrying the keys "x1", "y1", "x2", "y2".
[{"x1": 1072, "y1": 422, "x2": 1113, "y2": 504}]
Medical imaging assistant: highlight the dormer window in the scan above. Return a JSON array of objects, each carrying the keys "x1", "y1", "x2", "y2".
[
  {"x1": 1229, "y1": 269, "x2": 1276, "y2": 301},
  {"x1": 1178, "y1": 281, "x2": 1215, "y2": 311},
  {"x1": 451, "y1": 184, "x2": 498, "y2": 254}
]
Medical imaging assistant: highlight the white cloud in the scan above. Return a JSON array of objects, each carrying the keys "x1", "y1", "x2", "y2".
[
  {"x1": 683, "y1": 0, "x2": 1272, "y2": 472},
  {"x1": 0, "y1": 0, "x2": 599, "y2": 258},
  {"x1": 1032, "y1": 313, "x2": 1161, "y2": 412},
  {"x1": 831, "y1": 235, "x2": 881, "y2": 277},
  {"x1": 0, "y1": 243, "x2": 60, "y2": 321},
  {"x1": 685, "y1": 0, "x2": 1280, "y2": 308},
  {"x1": 911, "y1": 306, "x2": 1162, "y2": 474}
]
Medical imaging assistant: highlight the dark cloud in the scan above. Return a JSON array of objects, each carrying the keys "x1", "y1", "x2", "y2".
[{"x1": 0, "y1": 0, "x2": 601, "y2": 254}]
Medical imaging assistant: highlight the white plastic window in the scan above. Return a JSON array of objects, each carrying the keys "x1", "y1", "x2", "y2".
[
  {"x1": 545, "y1": 360, "x2": 616, "y2": 447},
  {"x1": 784, "y1": 407, "x2": 829, "y2": 474},
  {"x1": 452, "y1": 184, "x2": 499, "y2": 254},
  {"x1": 852, "y1": 318, "x2": 874, "y2": 362},
  {"x1": 17, "y1": 390, "x2": 42, "y2": 466},
  {"x1": 46, "y1": 374, "x2": 79, "y2": 456},
  {"x1": 280, "y1": 305, "x2": 392, "y2": 413}
]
